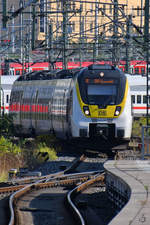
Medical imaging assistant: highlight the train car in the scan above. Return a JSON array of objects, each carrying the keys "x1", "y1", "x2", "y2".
[
  {"x1": 2, "y1": 59, "x2": 150, "y2": 76},
  {"x1": 127, "y1": 74, "x2": 149, "y2": 117},
  {"x1": 1, "y1": 76, "x2": 19, "y2": 114},
  {"x1": 9, "y1": 64, "x2": 132, "y2": 140},
  {"x1": 130, "y1": 61, "x2": 147, "y2": 75}
]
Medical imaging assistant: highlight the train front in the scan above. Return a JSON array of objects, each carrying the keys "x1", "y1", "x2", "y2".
[{"x1": 72, "y1": 64, "x2": 132, "y2": 140}]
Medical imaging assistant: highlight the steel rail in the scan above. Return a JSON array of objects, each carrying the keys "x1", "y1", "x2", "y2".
[
  {"x1": 66, "y1": 172, "x2": 105, "y2": 225},
  {"x1": 8, "y1": 172, "x2": 96, "y2": 225},
  {"x1": 0, "y1": 154, "x2": 87, "y2": 195},
  {"x1": 6, "y1": 154, "x2": 86, "y2": 186}
]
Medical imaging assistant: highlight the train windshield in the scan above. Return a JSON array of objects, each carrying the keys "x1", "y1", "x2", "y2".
[{"x1": 87, "y1": 84, "x2": 117, "y2": 106}]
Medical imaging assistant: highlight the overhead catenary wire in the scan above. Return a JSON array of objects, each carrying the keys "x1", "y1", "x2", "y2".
[{"x1": 0, "y1": 0, "x2": 146, "y2": 68}]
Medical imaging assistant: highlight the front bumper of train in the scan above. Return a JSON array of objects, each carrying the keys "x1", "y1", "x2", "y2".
[{"x1": 79, "y1": 123, "x2": 125, "y2": 138}]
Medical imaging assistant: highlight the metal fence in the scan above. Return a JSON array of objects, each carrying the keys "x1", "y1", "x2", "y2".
[{"x1": 141, "y1": 126, "x2": 150, "y2": 159}]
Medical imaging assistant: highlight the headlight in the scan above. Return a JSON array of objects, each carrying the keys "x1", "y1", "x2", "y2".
[
  {"x1": 83, "y1": 106, "x2": 90, "y2": 116},
  {"x1": 114, "y1": 106, "x2": 121, "y2": 116}
]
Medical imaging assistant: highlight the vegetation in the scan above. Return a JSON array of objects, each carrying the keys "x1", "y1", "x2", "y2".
[
  {"x1": 0, "y1": 171, "x2": 8, "y2": 182},
  {"x1": 0, "y1": 114, "x2": 58, "y2": 181},
  {"x1": 132, "y1": 117, "x2": 150, "y2": 137},
  {"x1": 1, "y1": 112, "x2": 149, "y2": 182},
  {"x1": 0, "y1": 136, "x2": 21, "y2": 155},
  {"x1": 0, "y1": 114, "x2": 15, "y2": 138},
  {"x1": 35, "y1": 143, "x2": 57, "y2": 162}
]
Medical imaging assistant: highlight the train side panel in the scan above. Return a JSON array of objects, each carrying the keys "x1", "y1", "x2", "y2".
[
  {"x1": 71, "y1": 84, "x2": 90, "y2": 138},
  {"x1": 50, "y1": 79, "x2": 72, "y2": 138},
  {"x1": 127, "y1": 74, "x2": 147, "y2": 117},
  {"x1": 10, "y1": 79, "x2": 73, "y2": 138}
]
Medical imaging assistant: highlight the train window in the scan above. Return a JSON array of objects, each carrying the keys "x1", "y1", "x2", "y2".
[
  {"x1": 131, "y1": 95, "x2": 135, "y2": 104},
  {"x1": 141, "y1": 67, "x2": 145, "y2": 75},
  {"x1": 16, "y1": 70, "x2": 21, "y2": 75},
  {"x1": 137, "y1": 95, "x2": 141, "y2": 104},
  {"x1": 87, "y1": 84, "x2": 116, "y2": 105},
  {"x1": 134, "y1": 67, "x2": 139, "y2": 74},
  {"x1": 6, "y1": 94, "x2": 9, "y2": 103},
  {"x1": 143, "y1": 95, "x2": 147, "y2": 104}
]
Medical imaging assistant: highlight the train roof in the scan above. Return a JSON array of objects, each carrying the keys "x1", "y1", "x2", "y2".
[
  {"x1": 1, "y1": 84, "x2": 13, "y2": 90},
  {"x1": 15, "y1": 64, "x2": 125, "y2": 82},
  {"x1": 126, "y1": 74, "x2": 147, "y2": 91},
  {"x1": 1, "y1": 75, "x2": 19, "y2": 84},
  {"x1": 78, "y1": 64, "x2": 125, "y2": 79},
  {"x1": 16, "y1": 68, "x2": 81, "y2": 81},
  {"x1": 126, "y1": 74, "x2": 146, "y2": 86},
  {"x1": 0, "y1": 76, "x2": 19, "y2": 91}
]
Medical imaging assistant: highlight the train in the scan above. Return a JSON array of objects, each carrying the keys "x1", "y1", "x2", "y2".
[
  {"x1": 0, "y1": 60, "x2": 150, "y2": 76},
  {"x1": 1, "y1": 72, "x2": 149, "y2": 119},
  {"x1": 0, "y1": 60, "x2": 90, "y2": 76},
  {"x1": 127, "y1": 75, "x2": 149, "y2": 117},
  {"x1": 0, "y1": 76, "x2": 19, "y2": 114},
  {"x1": 8, "y1": 64, "x2": 132, "y2": 140}
]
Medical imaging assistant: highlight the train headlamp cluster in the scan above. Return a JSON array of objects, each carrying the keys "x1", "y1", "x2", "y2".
[
  {"x1": 83, "y1": 106, "x2": 90, "y2": 116},
  {"x1": 114, "y1": 106, "x2": 121, "y2": 116}
]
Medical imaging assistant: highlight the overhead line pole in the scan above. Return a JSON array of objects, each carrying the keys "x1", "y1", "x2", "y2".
[
  {"x1": 144, "y1": 0, "x2": 149, "y2": 126},
  {"x1": 112, "y1": 0, "x2": 118, "y2": 65},
  {"x1": 45, "y1": 0, "x2": 49, "y2": 61},
  {"x1": 94, "y1": 0, "x2": 99, "y2": 60},
  {"x1": 62, "y1": 0, "x2": 68, "y2": 69},
  {"x1": 79, "y1": 4, "x2": 82, "y2": 67},
  {"x1": 20, "y1": 0, "x2": 24, "y2": 68},
  {"x1": 31, "y1": 3, "x2": 36, "y2": 50},
  {"x1": 11, "y1": 5, "x2": 15, "y2": 54},
  {"x1": 125, "y1": 15, "x2": 132, "y2": 73},
  {"x1": 2, "y1": 0, "x2": 7, "y2": 29}
]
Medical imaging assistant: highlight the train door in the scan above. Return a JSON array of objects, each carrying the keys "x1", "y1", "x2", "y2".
[
  {"x1": 19, "y1": 90, "x2": 23, "y2": 126},
  {"x1": 4, "y1": 92, "x2": 10, "y2": 114},
  {"x1": 48, "y1": 100, "x2": 52, "y2": 131},
  {"x1": 29, "y1": 90, "x2": 34, "y2": 131},
  {"x1": 31, "y1": 90, "x2": 38, "y2": 133},
  {"x1": 51, "y1": 85, "x2": 64, "y2": 137},
  {"x1": 60, "y1": 88, "x2": 67, "y2": 137},
  {"x1": 60, "y1": 81, "x2": 72, "y2": 138},
  {"x1": 48, "y1": 86, "x2": 54, "y2": 132},
  {"x1": 66, "y1": 90, "x2": 73, "y2": 138},
  {"x1": 9, "y1": 68, "x2": 15, "y2": 75},
  {"x1": 130, "y1": 65, "x2": 134, "y2": 74},
  {"x1": 51, "y1": 80, "x2": 70, "y2": 138}
]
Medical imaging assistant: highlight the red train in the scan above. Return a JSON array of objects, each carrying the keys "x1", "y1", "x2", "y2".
[{"x1": 0, "y1": 60, "x2": 149, "y2": 76}]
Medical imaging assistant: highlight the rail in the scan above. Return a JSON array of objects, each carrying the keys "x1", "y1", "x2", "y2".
[
  {"x1": 8, "y1": 171, "x2": 98, "y2": 225},
  {"x1": 66, "y1": 172, "x2": 105, "y2": 225}
]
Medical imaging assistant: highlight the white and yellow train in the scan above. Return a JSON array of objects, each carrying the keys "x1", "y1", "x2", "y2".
[{"x1": 8, "y1": 64, "x2": 132, "y2": 140}]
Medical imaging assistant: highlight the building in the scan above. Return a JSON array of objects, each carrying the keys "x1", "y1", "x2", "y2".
[
  {"x1": 0, "y1": 0, "x2": 147, "y2": 63},
  {"x1": 38, "y1": 0, "x2": 144, "y2": 41}
]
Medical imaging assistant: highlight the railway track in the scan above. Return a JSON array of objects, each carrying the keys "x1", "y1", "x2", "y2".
[
  {"x1": 0, "y1": 154, "x2": 86, "y2": 225},
  {"x1": 0, "y1": 137, "x2": 143, "y2": 225},
  {"x1": 10, "y1": 171, "x2": 104, "y2": 225},
  {"x1": 0, "y1": 153, "x2": 106, "y2": 225}
]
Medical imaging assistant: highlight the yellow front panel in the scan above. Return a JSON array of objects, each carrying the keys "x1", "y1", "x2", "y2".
[{"x1": 76, "y1": 80, "x2": 128, "y2": 118}]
